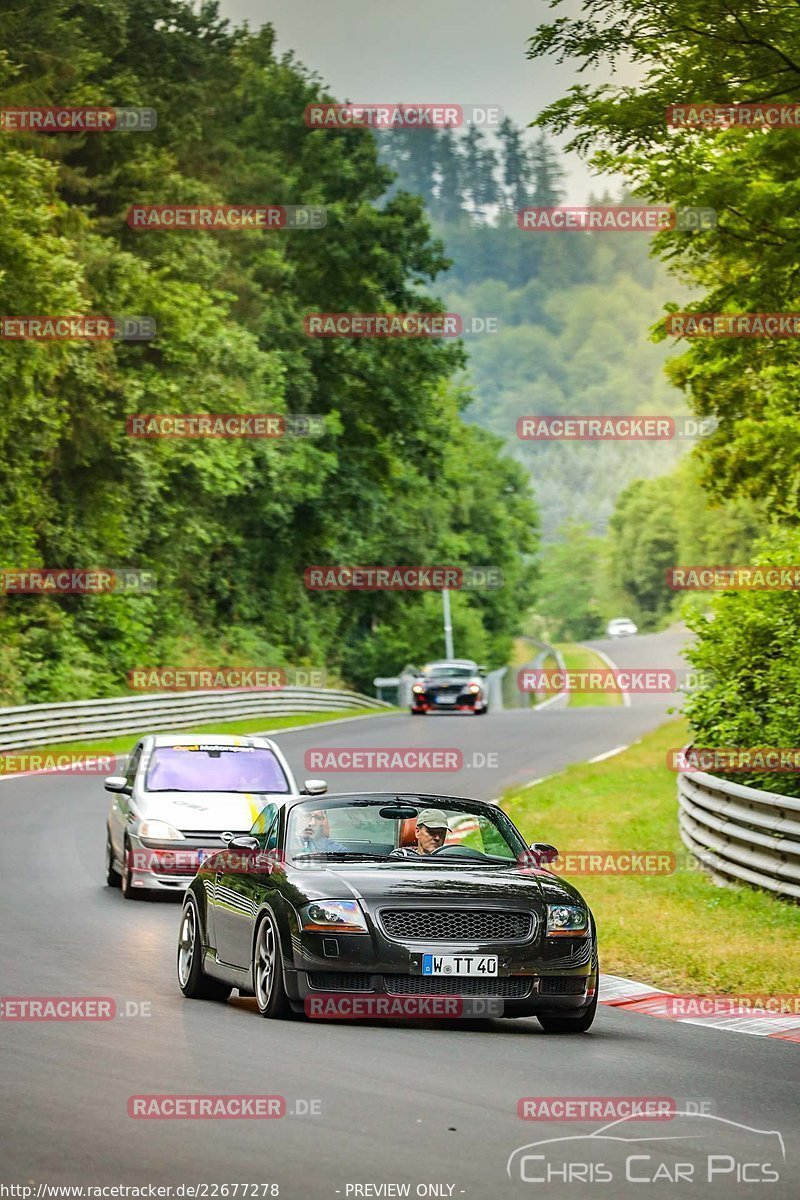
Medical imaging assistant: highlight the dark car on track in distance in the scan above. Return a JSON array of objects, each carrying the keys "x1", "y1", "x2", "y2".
[
  {"x1": 409, "y1": 659, "x2": 489, "y2": 715},
  {"x1": 177, "y1": 792, "x2": 598, "y2": 1032}
]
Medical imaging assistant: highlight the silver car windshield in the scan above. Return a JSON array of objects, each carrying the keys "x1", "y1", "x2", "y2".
[{"x1": 145, "y1": 746, "x2": 290, "y2": 793}]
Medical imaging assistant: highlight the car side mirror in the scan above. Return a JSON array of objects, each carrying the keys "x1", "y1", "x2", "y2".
[
  {"x1": 477, "y1": 665, "x2": 487, "y2": 674},
  {"x1": 530, "y1": 842, "x2": 559, "y2": 865},
  {"x1": 227, "y1": 836, "x2": 259, "y2": 851},
  {"x1": 302, "y1": 779, "x2": 328, "y2": 796},
  {"x1": 105, "y1": 775, "x2": 131, "y2": 794}
]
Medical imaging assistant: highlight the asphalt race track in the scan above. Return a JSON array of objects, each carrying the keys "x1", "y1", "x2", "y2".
[{"x1": 1, "y1": 628, "x2": 797, "y2": 1197}]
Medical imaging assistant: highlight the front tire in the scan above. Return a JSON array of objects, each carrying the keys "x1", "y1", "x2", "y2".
[
  {"x1": 253, "y1": 911, "x2": 293, "y2": 1019},
  {"x1": 537, "y1": 960, "x2": 599, "y2": 1033},
  {"x1": 105, "y1": 832, "x2": 121, "y2": 887},
  {"x1": 120, "y1": 837, "x2": 141, "y2": 900},
  {"x1": 178, "y1": 896, "x2": 232, "y2": 1001}
]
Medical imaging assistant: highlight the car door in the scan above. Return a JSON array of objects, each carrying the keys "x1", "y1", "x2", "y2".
[
  {"x1": 110, "y1": 742, "x2": 142, "y2": 861},
  {"x1": 215, "y1": 802, "x2": 279, "y2": 968}
]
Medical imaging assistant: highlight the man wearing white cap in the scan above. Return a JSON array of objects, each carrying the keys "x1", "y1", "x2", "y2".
[{"x1": 390, "y1": 808, "x2": 450, "y2": 857}]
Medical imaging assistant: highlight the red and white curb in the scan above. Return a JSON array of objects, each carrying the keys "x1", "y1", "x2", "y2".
[{"x1": 600, "y1": 973, "x2": 800, "y2": 1042}]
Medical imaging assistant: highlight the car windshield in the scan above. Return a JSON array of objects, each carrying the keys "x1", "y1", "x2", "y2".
[
  {"x1": 422, "y1": 664, "x2": 475, "y2": 679},
  {"x1": 145, "y1": 745, "x2": 290, "y2": 793},
  {"x1": 284, "y1": 797, "x2": 526, "y2": 864}
]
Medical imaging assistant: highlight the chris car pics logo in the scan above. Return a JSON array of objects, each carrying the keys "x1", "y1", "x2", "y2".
[{"x1": 507, "y1": 1112, "x2": 785, "y2": 1186}]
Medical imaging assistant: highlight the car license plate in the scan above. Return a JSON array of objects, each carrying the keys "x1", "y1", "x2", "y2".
[
  {"x1": 422, "y1": 954, "x2": 498, "y2": 976},
  {"x1": 436, "y1": 695, "x2": 457, "y2": 704}
]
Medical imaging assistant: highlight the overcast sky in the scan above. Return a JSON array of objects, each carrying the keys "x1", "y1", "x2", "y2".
[{"x1": 218, "y1": 0, "x2": 618, "y2": 202}]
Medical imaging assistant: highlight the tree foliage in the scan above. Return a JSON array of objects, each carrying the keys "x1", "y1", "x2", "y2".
[
  {"x1": 0, "y1": 0, "x2": 538, "y2": 703},
  {"x1": 683, "y1": 527, "x2": 800, "y2": 797},
  {"x1": 528, "y1": 0, "x2": 800, "y2": 520}
]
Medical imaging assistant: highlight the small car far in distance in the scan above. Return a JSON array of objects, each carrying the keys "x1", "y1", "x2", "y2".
[
  {"x1": 104, "y1": 733, "x2": 327, "y2": 899},
  {"x1": 410, "y1": 659, "x2": 489, "y2": 715},
  {"x1": 176, "y1": 792, "x2": 598, "y2": 1032},
  {"x1": 605, "y1": 617, "x2": 638, "y2": 638}
]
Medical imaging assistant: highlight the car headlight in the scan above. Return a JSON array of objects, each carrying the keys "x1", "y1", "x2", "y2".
[
  {"x1": 299, "y1": 900, "x2": 368, "y2": 934},
  {"x1": 139, "y1": 819, "x2": 185, "y2": 840},
  {"x1": 546, "y1": 904, "x2": 589, "y2": 938},
  {"x1": 412, "y1": 684, "x2": 425, "y2": 694},
  {"x1": 467, "y1": 683, "x2": 481, "y2": 693}
]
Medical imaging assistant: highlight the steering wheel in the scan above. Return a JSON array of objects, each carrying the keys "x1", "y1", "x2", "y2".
[{"x1": 427, "y1": 844, "x2": 487, "y2": 860}]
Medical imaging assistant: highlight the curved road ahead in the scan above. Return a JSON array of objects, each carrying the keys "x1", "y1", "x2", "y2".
[{"x1": 1, "y1": 629, "x2": 797, "y2": 1197}]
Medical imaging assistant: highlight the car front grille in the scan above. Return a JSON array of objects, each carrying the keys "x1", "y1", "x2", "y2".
[
  {"x1": 384, "y1": 975, "x2": 532, "y2": 998},
  {"x1": 307, "y1": 972, "x2": 374, "y2": 992},
  {"x1": 538, "y1": 976, "x2": 587, "y2": 995},
  {"x1": 175, "y1": 832, "x2": 232, "y2": 846},
  {"x1": 379, "y1": 908, "x2": 533, "y2": 942}
]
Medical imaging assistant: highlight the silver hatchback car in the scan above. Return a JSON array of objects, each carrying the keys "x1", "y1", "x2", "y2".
[{"x1": 105, "y1": 733, "x2": 327, "y2": 899}]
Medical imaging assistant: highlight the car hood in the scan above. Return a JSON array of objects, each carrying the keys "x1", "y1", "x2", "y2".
[
  {"x1": 289, "y1": 861, "x2": 587, "y2": 907},
  {"x1": 138, "y1": 790, "x2": 283, "y2": 833}
]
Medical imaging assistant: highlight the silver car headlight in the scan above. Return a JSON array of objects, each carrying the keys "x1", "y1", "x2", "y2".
[
  {"x1": 139, "y1": 819, "x2": 185, "y2": 840},
  {"x1": 546, "y1": 904, "x2": 590, "y2": 938}
]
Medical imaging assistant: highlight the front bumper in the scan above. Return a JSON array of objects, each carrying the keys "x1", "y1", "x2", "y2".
[
  {"x1": 280, "y1": 907, "x2": 595, "y2": 1017},
  {"x1": 288, "y1": 969, "x2": 594, "y2": 1019},
  {"x1": 126, "y1": 836, "x2": 227, "y2": 892},
  {"x1": 410, "y1": 689, "x2": 484, "y2": 712}
]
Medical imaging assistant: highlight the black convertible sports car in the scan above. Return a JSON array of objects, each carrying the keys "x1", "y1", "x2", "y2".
[{"x1": 177, "y1": 792, "x2": 598, "y2": 1032}]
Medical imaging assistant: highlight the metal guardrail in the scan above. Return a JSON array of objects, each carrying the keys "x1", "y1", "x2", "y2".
[
  {"x1": 507, "y1": 639, "x2": 568, "y2": 711},
  {"x1": 486, "y1": 667, "x2": 506, "y2": 712},
  {"x1": 678, "y1": 763, "x2": 800, "y2": 901},
  {"x1": 0, "y1": 687, "x2": 393, "y2": 751},
  {"x1": 531, "y1": 643, "x2": 569, "y2": 712}
]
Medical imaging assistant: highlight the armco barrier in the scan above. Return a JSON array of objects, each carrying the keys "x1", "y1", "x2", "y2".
[
  {"x1": 0, "y1": 687, "x2": 393, "y2": 752},
  {"x1": 678, "y1": 763, "x2": 800, "y2": 901}
]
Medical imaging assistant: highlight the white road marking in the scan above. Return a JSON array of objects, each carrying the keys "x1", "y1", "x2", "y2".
[
  {"x1": 587, "y1": 644, "x2": 632, "y2": 707},
  {"x1": 588, "y1": 744, "x2": 629, "y2": 764}
]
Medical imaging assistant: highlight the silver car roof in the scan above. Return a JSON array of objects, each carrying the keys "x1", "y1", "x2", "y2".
[{"x1": 145, "y1": 732, "x2": 279, "y2": 749}]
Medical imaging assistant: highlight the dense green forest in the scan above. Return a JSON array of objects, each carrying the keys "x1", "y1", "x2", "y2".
[{"x1": 0, "y1": 0, "x2": 539, "y2": 704}]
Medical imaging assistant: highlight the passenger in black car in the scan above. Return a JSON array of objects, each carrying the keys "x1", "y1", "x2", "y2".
[{"x1": 299, "y1": 809, "x2": 349, "y2": 854}]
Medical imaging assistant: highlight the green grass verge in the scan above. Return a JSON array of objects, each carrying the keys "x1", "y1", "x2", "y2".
[
  {"x1": 555, "y1": 642, "x2": 623, "y2": 708},
  {"x1": 1, "y1": 708, "x2": 391, "y2": 766},
  {"x1": 501, "y1": 717, "x2": 800, "y2": 993}
]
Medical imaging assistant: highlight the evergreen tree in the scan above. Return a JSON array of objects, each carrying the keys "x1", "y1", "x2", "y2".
[{"x1": 528, "y1": 133, "x2": 566, "y2": 207}]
